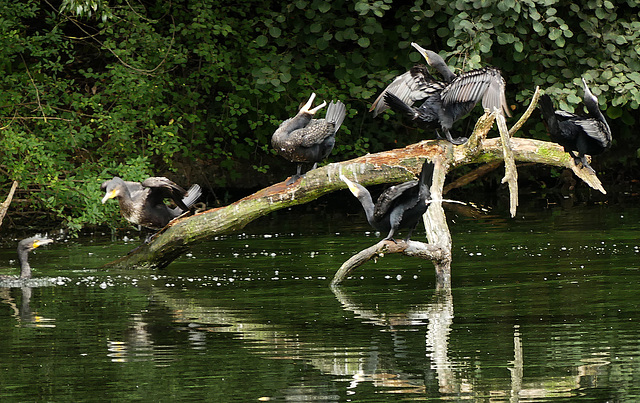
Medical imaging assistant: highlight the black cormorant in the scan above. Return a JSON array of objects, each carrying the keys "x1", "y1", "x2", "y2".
[
  {"x1": 539, "y1": 78, "x2": 612, "y2": 173},
  {"x1": 340, "y1": 160, "x2": 434, "y2": 242},
  {"x1": 0, "y1": 236, "x2": 54, "y2": 286},
  {"x1": 272, "y1": 92, "x2": 346, "y2": 184},
  {"x1": 371, "y1": 42, "x2": 510, "y2": 145},
  {"x1": 101, "y1": 177, "x2": 202, "y2": 230}
]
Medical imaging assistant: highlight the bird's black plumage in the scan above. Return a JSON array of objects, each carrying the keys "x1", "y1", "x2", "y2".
[
  {"x1": 341, "y1": 160, "x2": 434, "y2": 242},
  {"x1": 0, "y1": 236, "x2": 54, "y2": 286},
  {"x1": 371, "y1": 42, "x2": 510, "y2": 145},
  {"x1": 539, "y1": 78, "x2": 612, "y2": 173},
  {"x1": 101, "y1": 176, "x2": 202, "y2": 230},
  {"x1": 272, "y1": 92, "x2": 346, "y2": 185}
]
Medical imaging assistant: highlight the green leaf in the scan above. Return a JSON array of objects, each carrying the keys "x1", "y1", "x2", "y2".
[
  {"x1": 514, "y1": 40, "x2": 523, "y2": 53},
  {"x1": 269, "y1": 26, "x2": 281, "y2": 38},
  {"x1": 318, "y1": 1, "x2": 331, "y2": 13},
  {"x1": 607, "y1": 106, "x2": 623, "y2": 119},
  {"x1": 357, "y1": 37, "x2": 370, "y2": 48},
  {"x1": 310, "y1": 22, "x2": 322, "y2": 33},
  {"x1": 256, "y1": 35, "x2": 267, "y2": 47}
]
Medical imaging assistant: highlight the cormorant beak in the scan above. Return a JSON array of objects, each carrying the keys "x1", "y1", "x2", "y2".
[
  {"x1": 300, "y1": 92, "x2": 327, "y2": 115},
  {"x1": 339, "y1": 174, "x2": 361, "y2": 196},
  {"x1": 411, "y1": 42, "x2": 429, "y2": 63},
  {"x1": 582, "y1": 77, "x2": 593, "y2": 96},
  {"x1": 33, "y1": 239, "x2": 54, "y2": 249},
  {"x1": 102, "y1": 189, "x2": 117, "y2": 204}
]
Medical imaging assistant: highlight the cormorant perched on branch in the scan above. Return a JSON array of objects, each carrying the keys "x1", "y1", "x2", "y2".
[
  {"x1": 341, "y1": 160, "x2": 434, "y2": 242},
  {"x1": 370, "y1": 42, "x2": 510, "y2": 145},
  {"x1": 101, "y1": 177, "x2": 202, "y2": 230},
  {"x1": 272, "y1": 92, "x2": 346, "y2": 185},
  {"x1": 539, "y1": 78, "x2": 612, "y2": 173},
  {"x1": 0, "y1": 236, "x2": 54, "y2": 286}
]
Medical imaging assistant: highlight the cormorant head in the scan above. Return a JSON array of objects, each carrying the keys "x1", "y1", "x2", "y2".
[
  {"x1": 298, "y1": 92, "x2": 327, "y2": 116},
  {"x1": 581, "y1": 77, "x2": 598, "y2": 106},
  {"x1": 18, "y1": 236, "x2": 54, "y2": 254},
  {"x1": 340, "y1": 174, "x2": 365, "y2": 198},
  {"x1": 101, "y1": 177, "x2": 124, "y2": 204},
  {"x1": 16, "y1": 236, "x2": 53, "y2": 278},
  {"x1": 411, "y1": 43, "x2": 456, "y2": 82}
]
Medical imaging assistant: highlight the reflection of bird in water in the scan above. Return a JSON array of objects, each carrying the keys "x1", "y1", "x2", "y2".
[
  {"x1": 539, "y1": 78, "x2": 612, "y2": 173},
  {"x1": 370, "y1": 42, "x2": 510, "y2": 145},
  {"x1": 0, "y1": 236, "x2": 54, "y2": 287},
  {"x1": 272, "y1": 92, "x2": 346, "y2": 185},
  {"x1": 341, "y1": 160, "x2": 434, "y2": 242},
  {"x1": 101, "y1": 177, "x2": 202, "y2": 230}
]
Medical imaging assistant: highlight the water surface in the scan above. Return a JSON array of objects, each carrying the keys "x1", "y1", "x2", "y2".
[{"x1": 1, "y1": 204, "x2": 639, "y2": 401}]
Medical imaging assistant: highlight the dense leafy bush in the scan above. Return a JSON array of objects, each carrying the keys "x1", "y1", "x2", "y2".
[{"x1": 1, "y1": 0, "x2": 638, "y2": 230}]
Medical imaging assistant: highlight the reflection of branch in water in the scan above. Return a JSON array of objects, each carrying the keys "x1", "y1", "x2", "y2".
[
  {"x1": 331, "y1": 284, "x2": 468, "y2": 395},
  {"x1": 509, "y1": 324, "x2": 523, "y2": 402},
  {"x1": 424, "y1": 287, "x2": 461, "y2": 394}
]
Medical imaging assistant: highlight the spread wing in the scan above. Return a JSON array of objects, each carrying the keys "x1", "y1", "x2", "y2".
[
  {"x1": 142, "y1": 177, "x2": 189, "y2": 210},
  {"x1": 373, "y1": 180, "x2": 419, "y2": 222},
  {"x1": 573, "y1": 119, "x2": 611, "y2": 147},
  {"x1": 441, "y1": 67, "x2": 510, "y2": 120},
  {"x1": 370, "y1": 65, "x2": 438, "y2": 117}
]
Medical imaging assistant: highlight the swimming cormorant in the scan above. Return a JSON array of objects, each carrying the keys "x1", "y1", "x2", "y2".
[
  {"x1": 0, "y1": 236, "x2": 54, "y2": 286},
  {"x1": 539, "y1": 78, "x2": 612, "y2": 173},
  {"x1": 272, "y1": 92, "x2": 346, "y2": 185},
  {"x1": 340, "y1": 160, "x2": 434, "y2": 242},
  {"x1": 370, "y1": 42, "x2": 510, "y2": 145},
  {"x1": 101, "y1": 177, "x2": 202, "y2": 230}
]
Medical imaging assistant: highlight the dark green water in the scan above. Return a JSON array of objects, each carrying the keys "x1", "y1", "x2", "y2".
[{"x1": 1, "y1": 204, "x2": 640, "y2": 402}]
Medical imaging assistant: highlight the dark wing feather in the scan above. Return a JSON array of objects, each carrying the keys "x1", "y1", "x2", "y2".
[
  {"x1": 370, "y1": 65, "x2": 436, "y2": 117},
  {"x1": 441, "y1": 68, "x2": 510, "y2": 119},
  {"x1": 142, "y1": 177, "x2": 189, "y2": 210},
  {"x1": 573, "y1": 119, "x2": 611, "y2": 148},
  {"x1": 373, "y1": 180, "x2": 418, "y2": 222}
]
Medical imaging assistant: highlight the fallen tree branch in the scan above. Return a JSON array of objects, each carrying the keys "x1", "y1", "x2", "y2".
[{"x1": 103, "y1": 134, "x2": 605, "y2": 270}]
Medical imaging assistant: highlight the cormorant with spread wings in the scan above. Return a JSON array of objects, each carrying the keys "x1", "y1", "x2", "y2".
[{"x1": 371, "y1": 42, "x2": 510, "y2": 145}]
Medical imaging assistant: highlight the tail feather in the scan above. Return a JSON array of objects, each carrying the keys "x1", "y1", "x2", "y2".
[
  {"x1": 325, "y1": 100, "x2": 346, "y2": 133},
  {"x1": 181, "y1": 184, "x2": 202, "y2": 209},
  {"x1": 384, "y1": 92, "x2": 417, "y2": 119},
  {"x1": 418, "y1": 160, "x2": 434, "y2": 200}
]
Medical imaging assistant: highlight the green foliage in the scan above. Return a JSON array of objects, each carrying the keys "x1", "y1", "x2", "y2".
[{"x1": 1, "y1": 0, "x2": 639, "y2": 230}]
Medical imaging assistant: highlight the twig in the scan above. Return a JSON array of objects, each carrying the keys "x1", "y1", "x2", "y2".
[
  {"x1": 509, "y1": 86, "x2": 541, "y2": 137},
  {"x1": 0, "y1": 181, "x2": 19, "y2": 228},
  {"x1": 20, "y1": 55, "x2": 47, "y2": 123}
]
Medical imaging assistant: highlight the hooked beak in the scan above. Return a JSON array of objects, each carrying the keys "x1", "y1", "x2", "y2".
[
  {"x1": 300, "y1": 92, "x2": 327, "y2": 115},
  {"x1": 340, "y1": 174, "x2": 361, "y2": 196},
  {"x1": 33, "y1": 238, "x2": 54, "y2": 249},
  {"x1": 411, "y1": 42, "x2": 429, "y2": 62},
  {"x1": 102, "y1": 189, "x2": 117, "y2": 204},
  {"x1": 581, "y1": 77, "x2": 592, "y2": 95}
]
